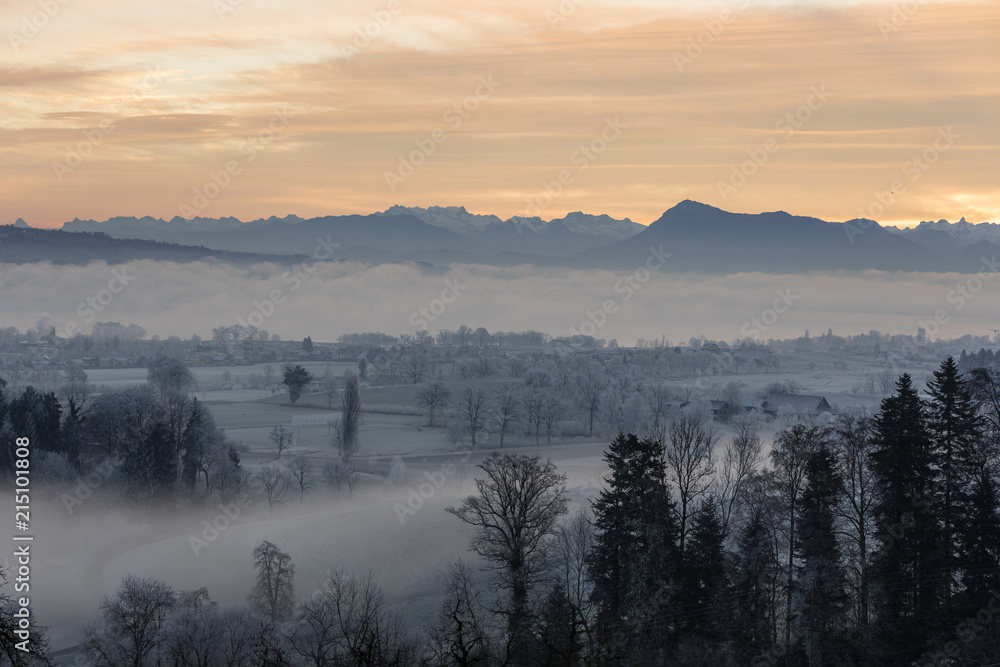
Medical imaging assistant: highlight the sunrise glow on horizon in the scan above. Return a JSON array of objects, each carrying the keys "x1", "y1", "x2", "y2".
[{"x1": 2, "y1": 0, "x2": 997, "y2": 228}]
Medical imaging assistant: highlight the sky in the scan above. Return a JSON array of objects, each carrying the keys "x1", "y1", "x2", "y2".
[{"x1": 1, "y1": 0, "x2": 997, "y2": 228}]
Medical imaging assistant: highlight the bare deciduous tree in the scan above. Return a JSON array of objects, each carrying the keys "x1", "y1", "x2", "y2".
[
  {"x1": 468, "y1": 355, "x2": 499, "y2": 378},
  {"x1": 400, "y1": 352, "x2": 431, "y2": 384},
  {"x1": 160, "y1": 603, "x2": 291, "y2": 667},
  {"x1": 82, "y1": 574, "x2": 177, "y2": 667},
  {"x1": 287, "y1": 453, "x2": 313, "y2": 504},
  {"x1": 644, "y1": 384, "x2": 672, "y2": 441},
  {"x1": 212, "y1": 452, "x2": 252, "y2": 505},
  {"x1": 831, "y1": 412, "x2": 877, "y2": 626},
  {"x1": 254, "y1": 465, "x2": 292, "y2": 514},
  {"x1": 458, "y1": 387, "x2": 490, "y2": 449},
  {"x1": 0, "y1": 566, "x2": 53, "y2": 665},
  {"x1": 248, "y1": 540, "x2": 295, "y2": 622},
  {"x1": 771, "y1": 422, "x2": 827, "y2": 646},
  {"x1": 666, "y1": 411, "x2": 717, "y2": 553},
  {"x1": 578, "y1": 372, "x2": 607, "y2": 437},
  {"x1": 714, "y1": 413, "x2": 764, "y2": 539},
  {"x1": 521, "y1": 387, "x2": 545, "y2": 446},
  {"x1": 416, "y1": 381, "x2": 451, "y2": 427},
  {"x1": 147, "y1": 354, "x2": 195, "y2": 399},
  {"x1": 269, "y1": 423, "x2": 293, "y2": 458},
  {"x1": 552, "y1": 509, "x2": 597, "y2": 655},
  {"x1": 321, "y1": 367, "x2": 339, "y2": 408},
  {"x1": 425, "y1": 561, "x2": 493, "y2": 666},
  {"x1": 492, "y1": 383, "x2": 520, "y2": 448},
  {"x1": 447, "y1": 453, "x2": 568, "y2": 648},
  {"x1": 59, "y1": 362, "x2": 92, "y2": 418},
  {"x1": 507, "y1": 357, "x2": 528, "y2": 378},
  {"x1": 541, "y1": 395, "x2": 564, "y2": 445},
  {"x1": 323, "y1": 456, "x2": 356, "y2": 498},
  {"x1": 289, "y1": 570, "x2": 415, "y2": 666}
]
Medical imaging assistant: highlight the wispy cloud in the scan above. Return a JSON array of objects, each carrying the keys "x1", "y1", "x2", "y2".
[{"x1": 1, "y1": 0, "x2": 996, "y2": 226}]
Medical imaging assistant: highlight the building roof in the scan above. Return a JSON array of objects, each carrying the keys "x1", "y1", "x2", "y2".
[{"x1": 760, "y1": 394, "x2": 834, "y2": 415}]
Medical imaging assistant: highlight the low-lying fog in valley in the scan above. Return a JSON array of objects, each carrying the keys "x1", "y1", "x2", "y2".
[{"x1": 4, "y1": 259, "x2": 1000, "y2": 345}]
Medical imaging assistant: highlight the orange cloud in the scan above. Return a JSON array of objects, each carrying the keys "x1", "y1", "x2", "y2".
[{"x1": 1, "y1": 0, "x2": 996, "y2": 227}]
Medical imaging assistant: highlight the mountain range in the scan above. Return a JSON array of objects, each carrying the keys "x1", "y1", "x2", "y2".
[
  {"x1": 0, "y1": 226, "x2": 308, "y2": 265},
  {"x1": 4, "y1": 201, "x2": 997, "y2": 273}
]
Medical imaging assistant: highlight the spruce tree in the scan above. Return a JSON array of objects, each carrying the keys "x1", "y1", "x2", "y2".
[
  {"x1": 729, "y1": 505, "x2": 778, "y2": 663},
  {"x1": 795, "y1": 442, "x2": 849, "y2": 665},
  {"x1": 960, "y1": 466, "x2": 1000, "y2": 606},
  {"x1": 965, "y1": 368, "x2": 1000, "y2": 598},
  {"x1": 588, "y1": 433, "x2": 679, "y2": 662},
  {"x1": 870, "y1": 373, "x2": 945, "y2": 660},
  {"x1": 677, "y1": 497, "x2": 728, "y2": 643},
  {"x1": 926, "y1": 356, "x2": 981, "y2": 613}
]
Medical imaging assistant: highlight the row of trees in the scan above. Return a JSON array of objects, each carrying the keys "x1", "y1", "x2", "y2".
[
  {"x1": 416, "y1": 383, "x2": 564, "y2": 448},
  {"x1": 414, "y1": 366, "x2": 726, "y2": 450},
  {"x1": 74, "y1": 540, "x2": 414, "y2": 667},
  {"x1": 364, "y1": 344, "x2": 740, "y2": 390}
]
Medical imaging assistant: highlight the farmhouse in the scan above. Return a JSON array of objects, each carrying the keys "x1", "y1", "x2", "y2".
[
  {"x1": 760, "y1": 394, "x2": 834, "y2": 417},
  {"x1": 709, "y1": 400, "x2": 731, "y2": 417}
]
